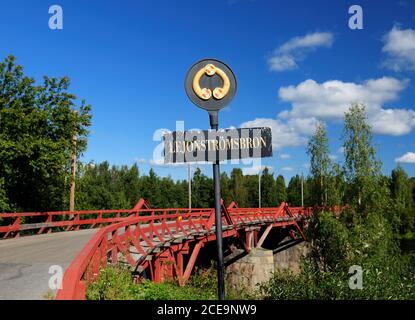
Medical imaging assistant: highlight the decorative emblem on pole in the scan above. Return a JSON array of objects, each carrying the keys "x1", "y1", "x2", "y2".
[
  {"x1": 192, "y1": 64, "x2": 231, "y2": 100},
  {"x1": 185, "y1": 59, "x2": 237, "y2": 112}
]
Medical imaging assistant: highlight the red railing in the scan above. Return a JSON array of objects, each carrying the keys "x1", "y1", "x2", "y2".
[
  {"x1": 55, "y1": 202, "x2": 312, "y2": 300},
  {"x1": 56, "y1": 206, "x2": 216, "y2": 299},
  {"x1": 0, "y1": 199, "x2": 151, "y2": 239},
  {"x1": 0, "y1": 200, "x2": 313, "y2": 300}
]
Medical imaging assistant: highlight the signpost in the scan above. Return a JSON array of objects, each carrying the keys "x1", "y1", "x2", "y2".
[
  {"x1": 163, "y1": 127, "x2": 273, "y2": 164},
  {"x1": 164, "y1": 59, "x2": 273, "y2": 300}
]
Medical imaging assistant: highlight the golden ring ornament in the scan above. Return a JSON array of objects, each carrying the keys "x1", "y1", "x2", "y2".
[
  {"x1": 192, "y1": 64, "x2": 231, "y2": 100},
  {"x1": 185, "y1": 58, "x2": 236, "y2": 112}
]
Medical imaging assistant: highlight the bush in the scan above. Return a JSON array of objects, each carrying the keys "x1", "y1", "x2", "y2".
[
  {"x1": 260, "y1": 210, "x2": 415, "y2": 300},
  {"x1": 87, "y1": 266, "x2": 218, "y2": 300},
  {"x1": 86, "y1": 264, "x2": 261, "y2": 300}
]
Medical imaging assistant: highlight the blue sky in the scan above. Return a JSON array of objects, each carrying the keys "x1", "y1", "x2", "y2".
[{"x1": 1, "y1": 0, "x2": 415, "y2": 181}]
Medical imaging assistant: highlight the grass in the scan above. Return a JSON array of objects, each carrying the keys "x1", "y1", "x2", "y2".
[
  {"x1": 86, "y1": 265, "x2": 260, "y2": 300},
  {"x1": 43, "y1": 290, "x2": 56, "y2": 300}
]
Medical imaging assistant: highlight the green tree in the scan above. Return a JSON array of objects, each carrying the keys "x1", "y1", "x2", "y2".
[
  {"x1": 141, "y1": 168, "x2": 162, "y2": 208},
  {"x1": 275, "y1": 175, "x2": 287, "y2": 204},
  {"x1": 342, "y1": 104, "x2": 389, "y2": 216},
  {"x1": 260, "y1": 168, "x2": 277, "y2": 207},
  {"x1": 410, "y1": 177, "x2": 415, "y2": 204},
  {"x1": 244, "y1": 174, "x2": 259, "y2": 207},
  {"x1": 327, "y1": 163, "x2": 345, "y2": 206},
  {"x1": 287, "y1": 175, "x2": 302, "y2": 206},
  {"x1": 0, "y1": 178, "x2": 10, "y2": 212},
  {"x1": 159, "y1": 176, "x2": 177, "y2": 208},
  {"x1": 260, "y1": 105, "x2": 415, "y2": 300},
  {"x1": 177, "y1": 180, "x2": 189, "y2": 208},
  {"x1": 191, "y1": 168, "x2": 213, "y2": 208},
  {"x1": 390, "y1": 165, "x2": 415, "y2": 234},
  {"x1": 0, "y1": 55, "x2": 91, "y2": 212},
  {"x1": 230, "y1": 168, "x2": 248, "y2": 207},
  {"x1": 220, "y1": 172, "x2": 232, "y2": 206},
  {"x1": 119, "y1": 164, "x2": 141, "y2": 207},
  {"x1": 76, "y1": 162, "x2": 129, "y2": 210},
  {"x1": 307, "y1": 122, "x2": 331, "y2": 206}
]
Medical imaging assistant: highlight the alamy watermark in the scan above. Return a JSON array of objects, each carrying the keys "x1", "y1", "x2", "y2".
[
  {"x1": 348, "y1": 5, "x2": 363, "y2": 30},
  {"x1": 348, "y1": 265, "x2": 363, "y2": 290},
  {"x1": 49, "y1": 5, "x2": 63, "y2": 30},
  {"x1": 48, "y1": 265, "x2": 63, "y2": 290}
]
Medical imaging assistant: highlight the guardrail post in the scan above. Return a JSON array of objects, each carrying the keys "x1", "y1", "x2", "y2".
[{"x1": 15, "y1": 216, "x2": 20, "y2": 238}]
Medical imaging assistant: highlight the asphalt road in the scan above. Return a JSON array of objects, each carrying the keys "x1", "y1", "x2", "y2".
[{"x1": 0, "y1": 229, "x2": 97, "y2": 300}]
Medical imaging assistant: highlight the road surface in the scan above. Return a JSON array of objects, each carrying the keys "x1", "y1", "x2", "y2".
[{"x1": 0, "y1": 229, "x2": 97, "y2": 300}]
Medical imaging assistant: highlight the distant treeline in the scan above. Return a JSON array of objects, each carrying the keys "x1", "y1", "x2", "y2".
[
  {"x1": 73, "y1": 159, "x2": 415, "y2": 235},
  {"x1": 74, "y1": 163, "x2": 288, "y2": 210}
]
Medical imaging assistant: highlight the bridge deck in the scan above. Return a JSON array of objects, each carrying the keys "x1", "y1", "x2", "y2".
[{"x1": 0, "y1": 229, "x2": 97, "y2": 300}]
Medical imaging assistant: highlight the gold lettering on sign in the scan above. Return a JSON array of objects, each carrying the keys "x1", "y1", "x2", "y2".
[
  {"x1": 186, "y1": 141, "x2": 193, "y2": 152},
  {"x1": 219, "y1": 138, "x2": 226, "y2": 150},
  {"x1": 248, "y1": 138, "x2": 253, "y2": 149},
  {"x1": 214, "y1": 140, "x2": 219, "y2": 151},
  {"x1": 166, "y1": 131, "x2": 269, "y2": 156}
]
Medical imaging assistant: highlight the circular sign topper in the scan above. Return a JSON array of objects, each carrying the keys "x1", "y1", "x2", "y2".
[{"x1": 185, "y1": 59, "x2": 237, "y2": 112}]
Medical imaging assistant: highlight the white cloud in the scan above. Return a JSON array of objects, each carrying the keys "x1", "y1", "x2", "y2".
[
  {"x1": 329, "y1": 154, "x2": 338, "y2": 161},
  {"x1": 382, "y1": 26, "x2": 415, "y2": 71},
  {"x1": 149, "y1": 158, "x2": 187, "y2": 168},
  {"x1": 240, "y1": 117, "x2": 317, "y2": 149},
  {"x1": 286, "y1": 117, "x2": 319, "y2": 135},
  {"x1": 269, "y1": 32, "x2": 334, "y2": 72},
  {"x1": 279, "y1": 77, "x2": 408, "y2": 119},
  {"x1": 395, "y1": 152, "x2": 415, "y2": 163},
  {"x1": 369, "y1": 108, "x2": 415, "y2": 135},
  {"x1": 278, "y1": 77, "x2": 415, "y2": 136},
  {"x1": 243, "y1": 165, "x2": 274, "y2": 175},
  {"x1": 338, "y1": 147, "x2": 345, "y2": 154},
  {"x1": 280, "y1": 153, "x2": 290, "y2": 159},
  {"x1": 282, "y1": 166, "x2": 294, "y2": 171},
  {"x1": 134, "y1": 158, "x2": 147, "y2": 164},
  {"x1": 279, "y1": 32, "x2": 334, "y2": 53},
  {"x1": 240, "y1": 75, "x2": 414, "y2": 156},
  {"x1": 269, "y1": 55, "x2": 297, "y2": 71}
]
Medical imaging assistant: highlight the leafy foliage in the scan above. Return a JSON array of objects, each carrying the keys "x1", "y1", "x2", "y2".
[
  {"x1": 74, "y1": 164, "x2": 290, "y2": 210},
  {"x1": 87, "y1": 266, "x2": 254, "y2": 300},
  {"x1": 343, "y1": 104, "x2": 388, "y2": 215},
  {"x1": 261, "y1": 104, "x2": 415, "y2": 300},
  {"x1": 0, "y1": 55, "x2": 91, "y2": 212},
  {"x1": 307, "y1": 122, "x2": 331, "y2": 206},
  {"x1": 261, "y1": 211, "x2": 415, "y2": 300},
  {"x1": 275, "y1": 175, "x2": 287, "y2": 204},
  {"x1": 261, "y1": 167, "x2": 277, "y2": 207},
  {"x1": 287, "y1": 174, "x2": 304, "y2": 206},
  {"x1": 390, "y1": 165, "x2": 415, "y2": 234}
]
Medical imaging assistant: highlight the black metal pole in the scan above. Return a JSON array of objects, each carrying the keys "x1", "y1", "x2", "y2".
[{"x1": 209, "y1": 111, "x2": 225, "y2": 300}]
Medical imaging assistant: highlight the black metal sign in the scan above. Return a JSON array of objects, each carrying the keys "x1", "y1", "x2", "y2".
[{"x1": 164, "y1": 127, "x2": 272, "y2": 164}]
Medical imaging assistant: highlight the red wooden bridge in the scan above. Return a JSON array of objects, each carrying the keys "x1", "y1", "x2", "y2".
[{"x1": 0, "y1": 199, "x2": 312, "y2": 300}]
